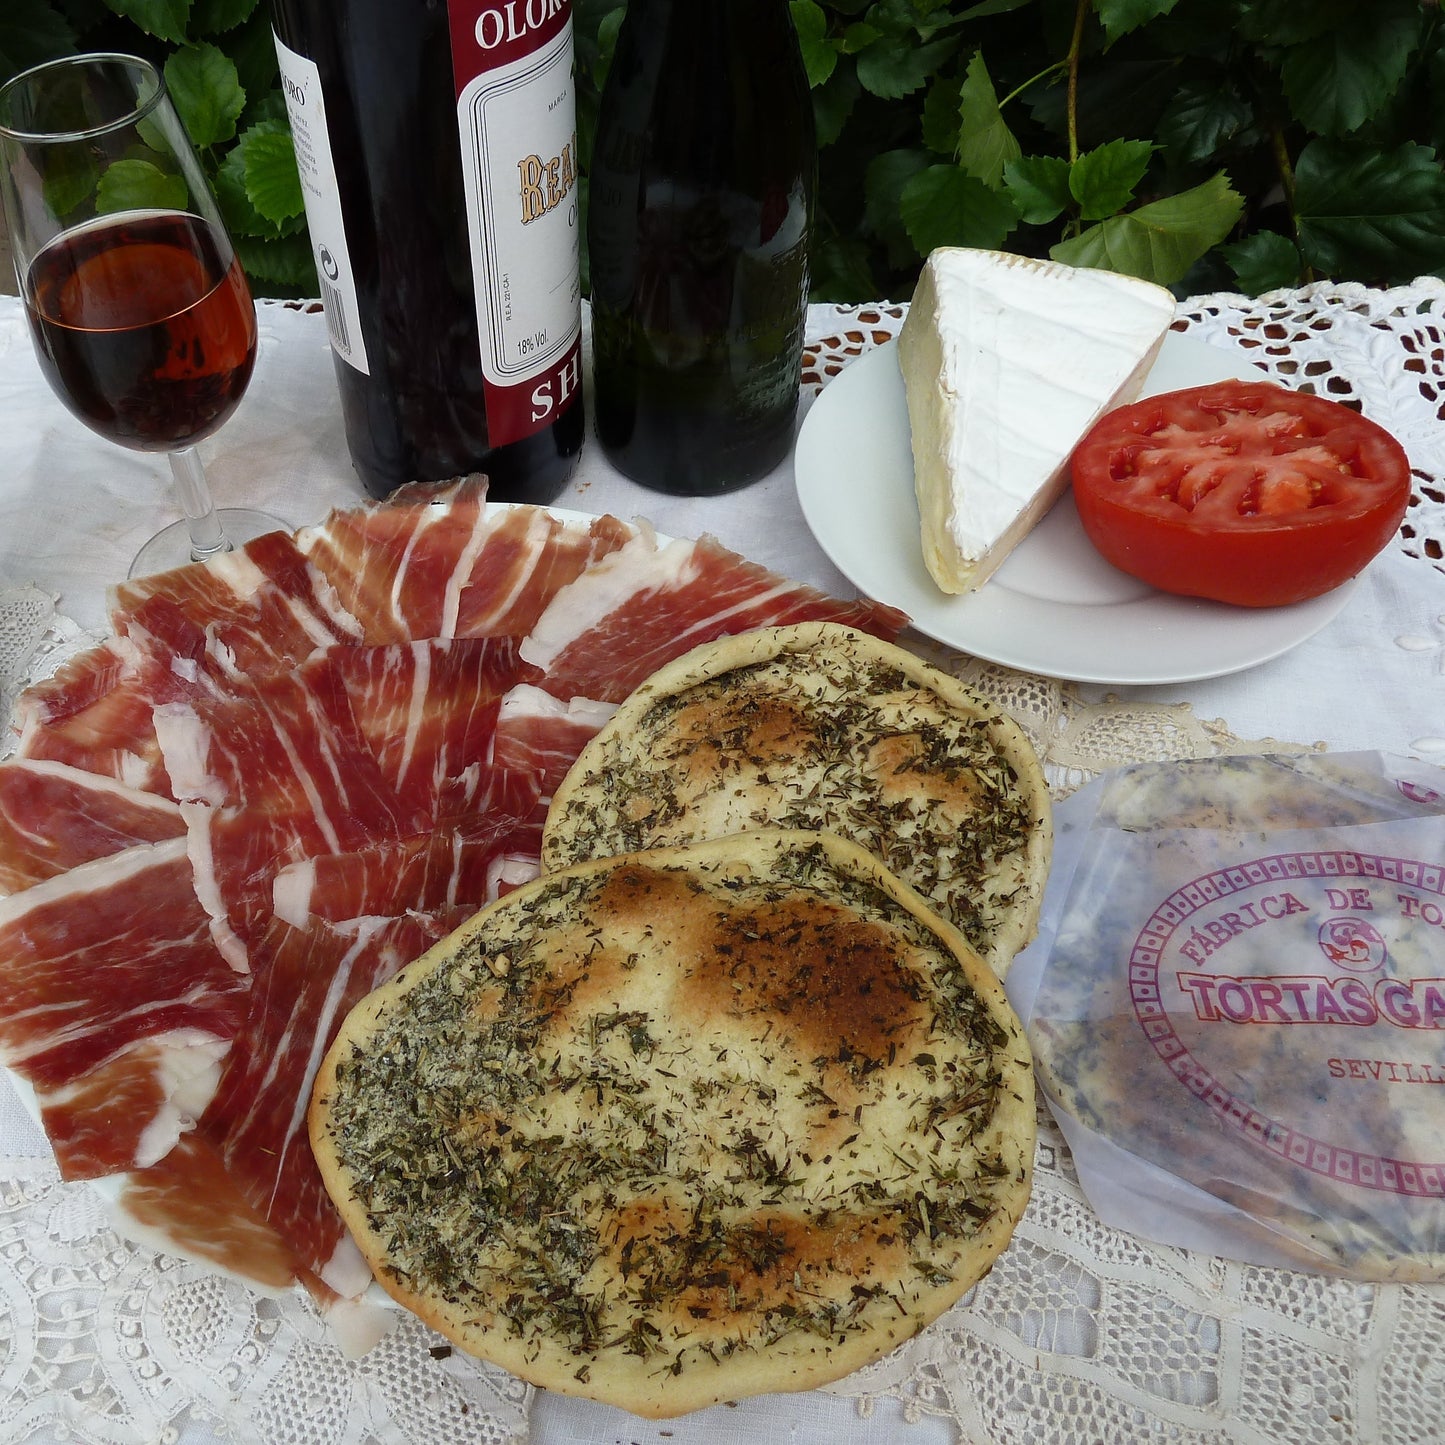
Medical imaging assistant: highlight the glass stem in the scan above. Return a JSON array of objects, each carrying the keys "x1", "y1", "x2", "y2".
[{"x1": 168, "y1": 446, "x2": 232, "y2": 562}]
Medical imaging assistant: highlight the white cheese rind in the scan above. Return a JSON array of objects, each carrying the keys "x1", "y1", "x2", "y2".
[{"x1": 898, "y1": 248, "x2": 1175, "y2": 595}]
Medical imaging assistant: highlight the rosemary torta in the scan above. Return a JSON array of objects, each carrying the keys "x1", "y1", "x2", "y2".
[
  {"x1": 541, "y1": 621, "x2": 1051, "y2": 978},
  {"x1": 310, "y1": 829, "x2": 1035, "y2": 1417}
]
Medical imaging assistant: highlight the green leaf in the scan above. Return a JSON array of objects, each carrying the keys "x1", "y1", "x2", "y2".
[
  {"x1": 0, "y1": 0, "x2": 77, "y2": 79},
  {"x1": 1068, "y1": 138, "x2": 1154, "y2": 220},
  {"x1": 955, "y1": 0, "x2": 1030, "y2": 18},
  {"x1": 791, "y1": 0, "x2": 837, "y2": 88},
  {"x1": 1220, "y1": 231, "x2": 1301, "y2": 295},
  {"x1": 1050, "y1": 171, "x2": 1244, "y2": 285},
  {"x1": 1002, "y1": 154, "x2": 1071, "y2": 224},
  {"x1": 214, "y1": 142, "x2": 259, "y2": 234},
  {"x1": 956, "y1": 52, "x2": 1019, "y2": 188},
  {"x1": 1236, "y1": 0, "x2": 1373, "y2": 48},
  {"x1": 165, "y1": 43, "x2": 245, "y2": 148},
  {"x1": 855, "y1": 34, "x2": 958, "y2": 100},
  {"x1": 241, "y1": 122, "x2": 302, "y2": 226},
  {"x1": 840, "y1": 22, "x2": 880, "y2": 55},
  {"x1": 191, "y1": 0, "x2": 258, "y2": 32},
  {"x1": 228, "y1": 8, "x2": 287, "y2": 117},
  {"x1": 812, "y1": 62, "x2": 860, "y2": 149},
  {"x1": 1294, "y1": 139, "x2": 1445, "y2": 280},
  {"x1": 234, "y1": 229, "x2": 316, "y2": 291},
  {"x1": 1156, "y1": 78, "x2": 1253, "y2": 166},
  {"x1": 864, "y1": 148, "x2": 931, "y2": 242},
  {"x1": 921, "y1": 75, "x2": 962, "y2": 157},
  {"x1": 215, "y1": 130, "x2": 303, "y2": 238},
  {"x1": 810, "y1": 230, "x2": 878, "y2": 303},
  {"x1": 105, "y1": 0, "x2": 192, "y2": 46},
  {"x1": 597, "y1": 4, "x2": 626, "y2": 56},
  {"x1": 900, "y1": 165, "x2": 1018, "y2": 256},
  {"x1": 1280, "y1": 1, "x2": 1421, "y2": 137},
  {"x1": 892, "y1": 0, "x2": 973, "y2": 42},
  {"x1": 41, "y1": 152, "x2": 99, "y2": 224},
  {"x1": 242, "y1": 88, "x2": 289, "y2": 132},
  {"x1": 96, "y1": 157, "x2": 188, "y2": 213},
  {"x1": 1094, "y1": 0, "x2": 1182, "y2": 44}
]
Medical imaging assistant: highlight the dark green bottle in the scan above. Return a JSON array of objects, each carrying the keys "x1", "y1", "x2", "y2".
[{"x1": 587, "y1": 0, "x2": 816, "y2": 495}]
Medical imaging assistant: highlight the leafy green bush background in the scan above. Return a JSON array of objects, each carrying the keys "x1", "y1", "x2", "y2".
[
  {"x1": 7, "y1": 0, "x2": 1445, "y2": 302},
  {"x1": 756, "y1": 0, "x2": 1445, "y2": 301}
]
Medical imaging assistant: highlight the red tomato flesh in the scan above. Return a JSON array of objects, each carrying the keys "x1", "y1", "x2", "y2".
[{"x1": 1070, "y1": 380, "x2": 1412, "y2": 607}]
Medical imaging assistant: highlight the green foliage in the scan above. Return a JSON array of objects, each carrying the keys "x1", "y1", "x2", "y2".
[
  {"x1": 4, "y1": 0, "x2": 312, "y2": 295},
  {"x1": 96, "y1": 155, "x2": 189, "y2": 211},
  {"x1": 574, "y1": 0, "x2": 1445, "y2": 300},
  {"x1": 11, "y1": 0, "x2": 1444, "y2": 302}
]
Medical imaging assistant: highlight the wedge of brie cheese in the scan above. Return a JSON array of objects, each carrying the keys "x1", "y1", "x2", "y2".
[{"x1": 898, "y1": 248, "x2": 1175, "y2": 595}]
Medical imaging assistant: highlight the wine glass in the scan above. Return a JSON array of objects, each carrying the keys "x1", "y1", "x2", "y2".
[{"x1": 0, "y1": 52, "x2": 287, "y2": 578}]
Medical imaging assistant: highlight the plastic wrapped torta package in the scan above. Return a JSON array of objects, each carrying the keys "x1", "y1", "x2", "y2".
[{"x1": 1007, "y1": 751, "x2": 1445, "y2": 1281}]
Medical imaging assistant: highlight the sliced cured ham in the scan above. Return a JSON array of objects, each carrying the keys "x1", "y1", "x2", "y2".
[
  {"x1": 14, "y1": 639, "x2": 175, "y2": 796},
  {"x1": 154, "y1": 655, "x2": 423, "y2": 843},
  {"x1": 491, "y1": 685, "x2": 618, "y2": 796},
  {"x1": 296, "y1": 482, "x2": 637, "y2": 643},
  {"x1": 155, "y1": 654, "x2": 433, "y2": 970},
  {"x1": 449, "y1": 505, "x2": 639, "y2": 638},
  {"x1": 0, "y1": 837, "x2": 247, "y2": 1178},
  {"x1": 111, "y1": 529, "x2": 362, "y2": 675},
  {"x1": 487, "y1": 850, "x2": 542, "y2": 898},
  {"x1": 197, "y1": 911, "x2": 455, "y2": 1293},
  {"x1": 293, "y1": 480, "x2": 493, "y2": 643},
  {"x1": 183, "y1": 806, "x2": 327, "y2": 972},
  {"x1": 117, "y1": 1132, "x2": 303, "y2": 1293},
  {"x1": 310, "y1": 638, "x2": 522, "y2": 815},
  {"x1": 272, "y1": 767, "x2": 543, "y2": 926},
  {"x1": 115, "y1": 594, "x2": 211, "y2": 673},
  {"x1": 11, "y1": 637, "x2": 133, "y2": 728},
  {"x1": 0, "y1": 757, "x2": 185, "y2": 894},
  {"x1": 38, "y1": 1032, "x2": 228, "y2": 1180},
  {"x1": 520, "y1": 531, "x2": 909, "y2": 702}
]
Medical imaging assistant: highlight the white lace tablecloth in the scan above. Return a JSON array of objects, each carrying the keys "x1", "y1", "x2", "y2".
[{"x1": 1, "y1": 285, "x2": 1443, "y2": 1445}]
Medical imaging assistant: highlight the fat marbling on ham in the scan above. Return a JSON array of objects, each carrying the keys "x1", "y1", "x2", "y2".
[
  {"x1": 293, "y1": 482, "x2": 638, "y2": 643},
  {"x1": 0, "y1": 757, "x2": 184, "y2": 894},
  {"x1": 0, "y1": 485, "x2": 907, "y2": 1310},
  {"x1": 0, "y1": 837, "x2": 247, "y2": 1179},
  {"x1": 491, "y1": 685, "x2": 619, "y2": 797},
  {"x1": 522, "y1": 528, "x2": 908, "y2": 702}
]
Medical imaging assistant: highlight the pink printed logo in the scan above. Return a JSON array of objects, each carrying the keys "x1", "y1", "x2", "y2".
[
  {"x1": 1317, "y1": 917, "x2": 1388, "y2": 973},
  {"x1": 1129, "y1": 848, "x2": 1445, "y2": 1199},
  {"x1": 1399, "y1": 779, "x2": 1442, "y2": 806}
]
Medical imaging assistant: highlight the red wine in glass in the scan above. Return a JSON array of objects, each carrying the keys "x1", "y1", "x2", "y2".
[
  {"x1": 0, "y1": 52, "x2": 287, "y2": 578},
  {"x1": 25, "y1": 210, "x2": 257, "y2": 451}
]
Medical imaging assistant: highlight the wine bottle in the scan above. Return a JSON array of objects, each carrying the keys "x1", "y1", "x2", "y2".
[
  {"x1": 270, "y1": 0, "x2": 584, "y2": 502},
  {"x1": 587, "y1": 0, "x2": 816, "y2": 496}
]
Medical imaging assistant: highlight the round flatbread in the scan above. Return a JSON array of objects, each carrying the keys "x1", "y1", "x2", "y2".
[
  {"x1": 542, "y1": 621, "x2": 1051, "y2": 977},
  {"x1": 310, "y1": 829, "x2": 1034, "y2": 1417}
]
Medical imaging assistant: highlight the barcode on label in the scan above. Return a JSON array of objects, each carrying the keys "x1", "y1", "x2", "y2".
[{"x1": 320, "y1": 278, "x2": 352, "y2": 356}]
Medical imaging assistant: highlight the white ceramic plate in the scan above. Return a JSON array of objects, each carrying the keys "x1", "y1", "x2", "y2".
[{"x1": 794, "y1": 334, "x2": 1359, "y2": 685}]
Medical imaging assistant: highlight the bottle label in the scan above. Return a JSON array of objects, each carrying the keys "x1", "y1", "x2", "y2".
[
  {"x1": 447, "y1": 0, "x2": 583, "y2": 447},
  {"x1": 272, "y1": 34, "x2": 370, "y2": 375}
]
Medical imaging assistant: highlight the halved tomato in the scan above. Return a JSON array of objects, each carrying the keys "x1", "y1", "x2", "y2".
[{"x1": 1070, "y1": 380, "x2": 1412, "y2": 607}]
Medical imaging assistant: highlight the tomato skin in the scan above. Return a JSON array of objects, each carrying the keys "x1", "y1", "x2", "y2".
[{"x1": 1070, "y1": 380, "x2": 1413, "y2": 608}]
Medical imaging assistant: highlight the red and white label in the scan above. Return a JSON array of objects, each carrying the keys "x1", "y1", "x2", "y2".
[{"x1": 448, "y1": 0, "x2": 582, "y2": 447}]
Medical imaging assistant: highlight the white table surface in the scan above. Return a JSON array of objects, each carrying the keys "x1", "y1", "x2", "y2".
[{"x1": 0, "y1": 290, "x2": 1442, "y2": 1445}]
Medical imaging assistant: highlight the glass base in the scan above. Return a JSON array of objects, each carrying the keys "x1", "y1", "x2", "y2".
[{"x1": 129, "y1": 508, "x2": 292, "y2": 579}]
